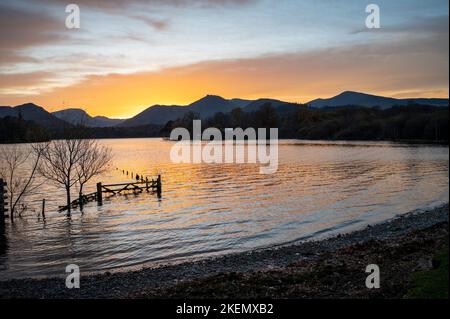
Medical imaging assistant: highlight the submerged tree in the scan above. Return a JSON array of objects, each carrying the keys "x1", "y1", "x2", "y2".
[
  {"x1": 0, "y1": 144, "x2": 46, "y2": 222},
  {"x1": 37, "y1": 139, "x2": 85, "y2": 215},
  {"x1": 36, "y1": 138, "x2": 112, "y2": 215}
]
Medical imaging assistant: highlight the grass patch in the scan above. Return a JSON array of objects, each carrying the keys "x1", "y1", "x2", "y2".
[{"x1": 405, "y1": 246, "x2": 448, "y2": 299}]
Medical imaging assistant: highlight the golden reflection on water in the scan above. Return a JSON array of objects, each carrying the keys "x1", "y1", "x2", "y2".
[{"x1": 0, "y1": 138, "x2": 448, "y2": 279}]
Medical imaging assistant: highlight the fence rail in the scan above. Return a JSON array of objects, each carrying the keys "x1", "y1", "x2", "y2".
[
  {"x1": 58, "y1": 175, "x2": 162, "y2": 212},
  {"x1": 0, "y1": 170, "x2": 162, "y2": 219}
]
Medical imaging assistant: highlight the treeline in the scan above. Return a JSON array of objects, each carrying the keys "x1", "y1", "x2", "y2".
[
  {"x1": 162, "y1": 103, "x2": 449, "y2": 142},
  {"x1": 0, "y1": 116, "x2": 51, "y2": 143},
  {"x1": 2, "y1": 104, "x2": 448, "y2": 143},
  {"x1": 0, "y1": 116, "x2": 162, "y2": 143}
]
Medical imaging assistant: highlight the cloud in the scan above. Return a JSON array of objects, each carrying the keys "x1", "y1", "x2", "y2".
[
  {"x1": 391, "y1": 89, "x2": 447, "y2": 99},
  {"x1": 351, "y1": 14, "x2": 449, "y2": 36},
  {"x1": 0, "y1": 51, "x2": 39, "y2": 66},
  {"x1": 37, "y1": 0, "x2": 257, "y2": 10},
  {"x1": 1, "y1": 30, "x2": 447, "y2": 116},
  {"x1": 0, "y1": 3, "x2": 64, "y2": 50},
  {"x1": 0, "y1": 71, "x2": 57, "y2": 93},
  {"x1": 130, "y1": 15, "x2": 169, "y2": 30},
  {"x1": 31, "y1": 0, "x2": 257, "y2": 31}
]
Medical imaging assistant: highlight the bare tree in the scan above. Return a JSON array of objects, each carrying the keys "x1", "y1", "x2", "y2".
[
  {"x1": 37, "y1": 139, "x2": 88, "y2": 215},
  {"x1": 0, "y1": 144, "x2": 46, "y2": 222},
  {"x1": 75, "y1": 140, "x2": 112, "y2": 209},
  {"x1": 37, "y1": 138, "x2": 112, "y2": 215}
]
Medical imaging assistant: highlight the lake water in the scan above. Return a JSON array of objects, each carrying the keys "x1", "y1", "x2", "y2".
[{"x1": 0, "y1": 138, "x2": 448, "y2": 280}]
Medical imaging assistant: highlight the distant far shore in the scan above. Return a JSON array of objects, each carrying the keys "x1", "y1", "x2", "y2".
[
  {"x1": 1, "y1": 135, "x2": 449, "y2": 145},
  {"x1": 1, "y1": 203, "x2": 448, "y2": 299},
  {"x1": 163, "y1": 137, "x2": 449, "y2": 145},
  {"x1": 2, "y1": 103, "x2": 448, "y2": 144}
]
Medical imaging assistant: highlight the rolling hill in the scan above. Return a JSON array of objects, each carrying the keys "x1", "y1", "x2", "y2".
[
  {"x1": 52, "y1": 108, "x2": 124, "y2": 127},
  {"x1": 244, "y1": 98, "x2": 288, "y2": 112},
  {"x1": 118, "y1": 95, "x2": 287, "y2": 127},
  {"x1": 308, "y1": 91, "x2": 448, "y2": 109},
  {"x1": 2, "y1": 92, "x2": 447, "y2": 130},
  {"x1": 0, "y1": 103, "x2": 69, "y2": 129}
]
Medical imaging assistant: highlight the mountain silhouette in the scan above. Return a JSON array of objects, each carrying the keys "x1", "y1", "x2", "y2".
[
  {"x1": 229, "y1": 98, "x2": 253, "y2": 108},
  {"x1": 118, "y1": 95, "x2": 287, "y2": 127},
  {"x1": 116, "y1": 105, "x2": 187, "y2": 127},
  {"x1": 118, "y1": 95, "x2": 241, "y2": 127},
  {"x1": 308, "y1": 91, "x2": 448, "y2": 109},
  {"x1": 2, "y1": 92, "x2": 447, "y2": 129},
  {"x1": 244, "y1": 98, "x2": 287, "y2": 112},
  {"x1": 0, "y1": 103, "x2": 69, "y2": 129},
  {"x1": 52, "y1": 108, "x2": 124, "y2": 127},
  {"x1": 188, "y1": 95, "x2": 236, "y2": 117}
]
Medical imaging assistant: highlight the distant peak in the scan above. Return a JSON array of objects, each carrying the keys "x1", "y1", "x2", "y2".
[
  {"x1": 54, "y1": 108, "x2": 89, "y2": 114},
  {"x1": 202, "y1": 94, "x2": 225, "y2": 99},
  {"x1": 65, "y1": 108, "x2": 86, "y2": 112},
  {"x1": 188, "y1": 95, "x2": 229, "y2": 107},
  {"x1": 17, "y1": 102, "x2": 39, "y2": 108},
  {"x1": 338, "y1": 91, "x2": 364, "y2": 96},
  {"x1": 337, "y1": 91, "x2": 380, "y2": 98}
]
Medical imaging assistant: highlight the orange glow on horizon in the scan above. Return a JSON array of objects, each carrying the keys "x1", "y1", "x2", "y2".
[{"x1": 1, "y1": 53, "x2": 448, "y2": 119}]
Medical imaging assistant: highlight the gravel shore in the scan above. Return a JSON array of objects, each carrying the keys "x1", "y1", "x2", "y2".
[{"x1": 1, "y1": 204, "x2": 448, "y2": 299}]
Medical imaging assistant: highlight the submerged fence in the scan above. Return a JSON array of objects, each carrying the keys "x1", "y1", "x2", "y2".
[
  {"x1": 0, "y1": 172, "x2": 162, "y2": 219},
  {"x1": 58, "y1": 175, "x2": 162, "y2": 212}
]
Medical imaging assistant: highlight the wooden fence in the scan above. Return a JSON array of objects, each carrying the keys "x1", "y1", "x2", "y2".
[{"x1": 58, "y1": 175, "x2": 162, "y2": 212}]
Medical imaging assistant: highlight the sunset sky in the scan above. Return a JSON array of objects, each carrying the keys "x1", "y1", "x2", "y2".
[{"x1": 0, "y1": 0, "x2": 448, "y2": 118}]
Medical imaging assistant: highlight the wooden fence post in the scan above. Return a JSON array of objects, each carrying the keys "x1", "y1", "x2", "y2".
[
  {"x1": 0, "y1": 179, "x2": 7, "y2": 221},
  {"x1": 156, "y1": 175, "x2": 162, "y2": 198},
  {"x1": 41, "y1": 199, "x2": 46, "y2": 221},
  {"x1": 96, "y1": 182, "x2": 103, "y2": 206}
]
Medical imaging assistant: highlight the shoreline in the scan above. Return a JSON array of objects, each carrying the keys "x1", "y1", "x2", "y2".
[
  {"x1": 0, "y1": 203, "x2": 448, "y2": 298},
  {"x1": 2, "y1": 136, "x2": 448, "y2": 145}
]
